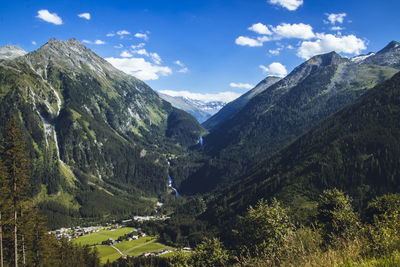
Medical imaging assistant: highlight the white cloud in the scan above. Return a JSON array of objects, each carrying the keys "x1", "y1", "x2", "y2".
[
  {"x1": 178, "y1": 67, "x2": 189, "y2": 73},
  {"x1": 105, "y1": 57, "x2": 172, "y2": 80},
  {"x1": 235, "y1": 36, "x2": 263, "y2": 47},
  {"x1": 82, "y1": 39, "x2": 105, "y2": 45},
  {"x1": 78, "y1": 13, "x2": 90, "y2": 20},
  {"x1": 150, "y1": 52, "x2": 162, "y2": 64},
  {"x1": 331, "y1": 26, "x2": 344, "y2": 31},
  {"x1": 135, "y1": 33, "x2": 149, "y2": 41},
  {"x1": 135, "y1": 49, "x2": 149, "y2": 56},
  {"x1": 235, "y1": 22, "x2": 314, "y2": 48},
  {"x1": 268, "y1": 0, "x2": 303, "y2": 11},
  {"x1": 272, "y1": 23, "x2": 315, "y2": 39},
  {"x1": 174, "y1": 60, "x2": 185, "y2": 67},
  {"x1": 259, "y1": 62, "x2": 288, "y2": 77},
  {"x1": 106, "y1": 33, "x2": 115, "y2": 37},
  {"x1": 326, "y1": 13, "x2": 346, "y2": 24},
  {"x1": 114, "y1": 44, "x2": 123, "y2": 49},
  {"x1": 158, "y1": 90, "x2": 241, "y2": 102},
  {"x1": 248, "y1": 23, "x2": 272, "y2": 35},
  {"x1": 297, "y1": 33, "x2": 366, "y2": 59},
  {"x1": 131, "y1": 43, "x2": 145, "y2": 49},
  {"x1": 117, "y1": 30, "x2": 130, "y2": 36},
  {"x1": 287, "y1": 44, "x2": 294, "y2": 49},
  {"x1": 120, "y1": 51, "x2": 132, "y2": 57},
  {"x1": 229, "y1": 82, "x2": 254, "y2": 89},
  {"x1": 174, "y1": 60, "x2": 188, "y2": 73},
  {"x1": 32, "y1": 41, "x2": 37, "y2": 45},
  {"x1": 36, "y1": 9, "x2": 63, "y2": 25},
  {"x1": 269, "y1": 47, "x2": 282, "y2": 55}
]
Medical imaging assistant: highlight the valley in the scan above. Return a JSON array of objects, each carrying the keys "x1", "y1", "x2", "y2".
[{"x1": 0, "y1": 37, "x2": 400, "y2": 266}]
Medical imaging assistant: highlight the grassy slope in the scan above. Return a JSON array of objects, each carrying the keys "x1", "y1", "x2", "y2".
[{"x1": 73, "y1": 227, "x2": 135, "y2": 246}]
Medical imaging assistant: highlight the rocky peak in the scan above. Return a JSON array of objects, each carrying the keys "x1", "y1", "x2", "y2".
[
  {"x1": 0, "y1": 44, "x2": 27, "y2": 60},
  {"x1": 24, "y1": 38, "x2": 117, "y2": 77},
  {"x1": 362, "y1": 40, "x2": 400, "y2": 68}
]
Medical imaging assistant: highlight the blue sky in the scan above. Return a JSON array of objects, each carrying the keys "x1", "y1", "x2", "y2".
[{"x1": 1, "y1": 0, "x2": 400, "y2": 102}]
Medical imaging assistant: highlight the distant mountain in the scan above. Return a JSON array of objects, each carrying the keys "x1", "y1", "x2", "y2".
[
  {"x1": 158, "y1": 92, "x2": 226, "y2": 123},
  {"x1": 205, "y1": 70, "x2": 400, "y2": 226},
  {"x1": 0, "y1": 45, "x2": 26, "y2": 59},
  {"x1": 203, "y1": 76, "x2": 281, "y2": 131},
  {"x1": 0, "y1": 38, "x2": 204, "y2": 227},
  {"x1": 180, "y1": 42, "x2": 400, "y2": 194}
]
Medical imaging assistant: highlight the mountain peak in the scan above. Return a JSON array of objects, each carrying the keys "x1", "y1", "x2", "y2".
[
  {"x1": 377, "y1": 40, "x2": 400, "y2": 54},
  {"x1": 307, "y1": 51, "x2": 345, "y2": 67},
  {"x1": 361, "y1": 40, "x2": 400, "y2": 68},
  {"x1": 0, "y1": 44, "x2": 27, "y2": 60}
]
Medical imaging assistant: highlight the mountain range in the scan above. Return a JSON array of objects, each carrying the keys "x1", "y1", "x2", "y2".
[
  {"x1": 1, "y1": 38, "x2": 399, "y2": 232},
  {"x1": 178, "y1": 41, "x2": 400, "y2": 194},
  {"x1": 157, "y1": 92, "x2": 226, "y2": 123}
]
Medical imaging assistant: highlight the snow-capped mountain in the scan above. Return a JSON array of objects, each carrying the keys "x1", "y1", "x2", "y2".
[{"x1": 158, "y1": 92, "x2": 227, "y2": 123}]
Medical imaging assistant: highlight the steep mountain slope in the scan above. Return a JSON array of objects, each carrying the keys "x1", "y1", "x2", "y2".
[
  {"x1": 202, "y1": 76, "x2": 281, "y2": 131},
  {"x1": 158, "y1": 92, "x2": 214, "y2": 123},
  {"x1": 205, "y1": 70, "x2": 400, "y2": 226},
  {"x1": 180, "y1": 44, "x2": 400, "y2": 194},
  {"x1": 0, "y1": 38, "x2": 204, "y2": 227}
]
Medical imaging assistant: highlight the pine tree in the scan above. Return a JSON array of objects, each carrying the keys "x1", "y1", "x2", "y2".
[{"x1": 1, "y1": 118, "x2": 31, "y2": 267}]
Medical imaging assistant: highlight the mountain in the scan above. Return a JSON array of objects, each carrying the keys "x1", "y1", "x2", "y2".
[
  {"x1": 0, "y1": 45, "x2": 27, "y2": 59},
  {"x1": 0, "y1": 38, "x2": 204, "y2": 227},
  {"x1": 180, "y1": 42, "x2": 400, "y2": 194},
  {"x1": 205, "y1": 70, "x2": 400, "y2": 227},
  {"x1": 361, "y1": 40, "x2": 400, "y2": 68},
  {"x1": 158, "y1": 92, "x2": 226, "y2": 123},
  {"x1": 202, "y1": 76, "x2": 281, "y2": 131}
]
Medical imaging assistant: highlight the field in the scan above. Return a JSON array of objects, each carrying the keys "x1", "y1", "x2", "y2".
[
  {"x1": 73, "y1": 227, "x2": 175, "y2": 264},
  {"x1": 73, "y1": 227, "x2": 135, "y2": 246}
]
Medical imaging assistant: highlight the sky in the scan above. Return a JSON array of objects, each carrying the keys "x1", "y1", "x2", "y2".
[{"x1": 1, "y1": 0, "x2": 400, "y2": 102}]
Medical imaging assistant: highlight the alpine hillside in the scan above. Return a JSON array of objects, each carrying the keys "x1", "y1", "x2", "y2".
[
  {"x1": 180, "y1": 41, "x2": 400, "y2": 194},
  {"x1": 0, "y1": 38, "x2": 204, "y2": 228}
]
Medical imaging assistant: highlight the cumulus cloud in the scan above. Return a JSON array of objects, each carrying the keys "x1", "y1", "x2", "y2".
[
  {"x1": 268, "y1": 0, "x2": 303, "y2": 11},
  {"x1": 114, "y1": 44, "x2": 123, "y2": 49},
  {"x1": 174, "y1": 60, "x2": 189, "y2": 73},
  {"x1": 326, "y1": 13, "x2": 346, "y2": 24},
  {"x1": 297, "y1": 33, "x2": 366, "y2": 59},
  {"x1": 135, "y1": 33, "x2": 149, "y2": 41},
  {"x1": 272, "y1": 23, "x2": 315, "y2": 39},
  {"x1": 32, "y1": 41, "x2": 37, "y2": 45},
  {"x1": 134, "y1": 49, "x2": 149, "y2": 56},
  {"x1": 259, "y1": 62, "x2": 288, "y2": 77},
  {"x1": 106, "y1": 57, "x2": 172, "y2": 80},
  {"x1": 235, "y1": 36, "x2": 263, "y2": 47},
  {"x1": 158, "y1": 90, "x2": 241, "y2": 102},
  {"x1": 248, "y1": 23, "x2": 272, "y2": 35},
  {"x1": 178, "y1": 67, "x2": 189, "y2": 73},
  {"x1": 229, "y1": 82, "x2": 254, "y2": 89},
  {"x1": 235, "y1": 22, "x2": 314, "y2": 47},
  {"x1": 78, "y1": 13, "x2": 90, "y2": 20},
  {"x1": 106, "y1": 33, "x2": 115, "y2": 37},
  {"x1": 36, "y1": 9, "x2": 63, "y2": 25},
  {"x1": 269, "y1": 47, "x2": 282, "y2": 55},
  {"x1": 331, "y1": 26, "x2": 344, "y2": 31},
  {"x1": 82, "y1": 39, "x2": 105, "y2": 45},
  {"x1": 131, "y1": 43, "x2": 145, "y2": 49},
  {"x1": 117, "y1": 30, "x2": 130, "y2": 36},
  {"x1": 174, "y1": 60, "x2": 185, "y2": 67},
  {"x1": 120, "y1": 51, "x2": 132, "y2": 57},
  {"x1": 150, "y1": 53, "x2": 162, "y2": 64}
]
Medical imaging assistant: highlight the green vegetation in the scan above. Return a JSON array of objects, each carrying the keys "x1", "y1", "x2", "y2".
[{"x1": 73, "y1": 227, "x2": 135, "y2": 246}]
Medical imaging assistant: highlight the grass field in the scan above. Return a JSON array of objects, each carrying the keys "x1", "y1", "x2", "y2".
[
  {"x1": 93, "y1": 236, "x2": 175, "y2": 264},
  {"x1": 73, "y1": 227, "x2": 135, "y2": 246}
]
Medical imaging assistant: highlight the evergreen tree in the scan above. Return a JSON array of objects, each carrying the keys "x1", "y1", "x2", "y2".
[{"x1": 1, "y1": 118, "x2": 31, "y2": 267}]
